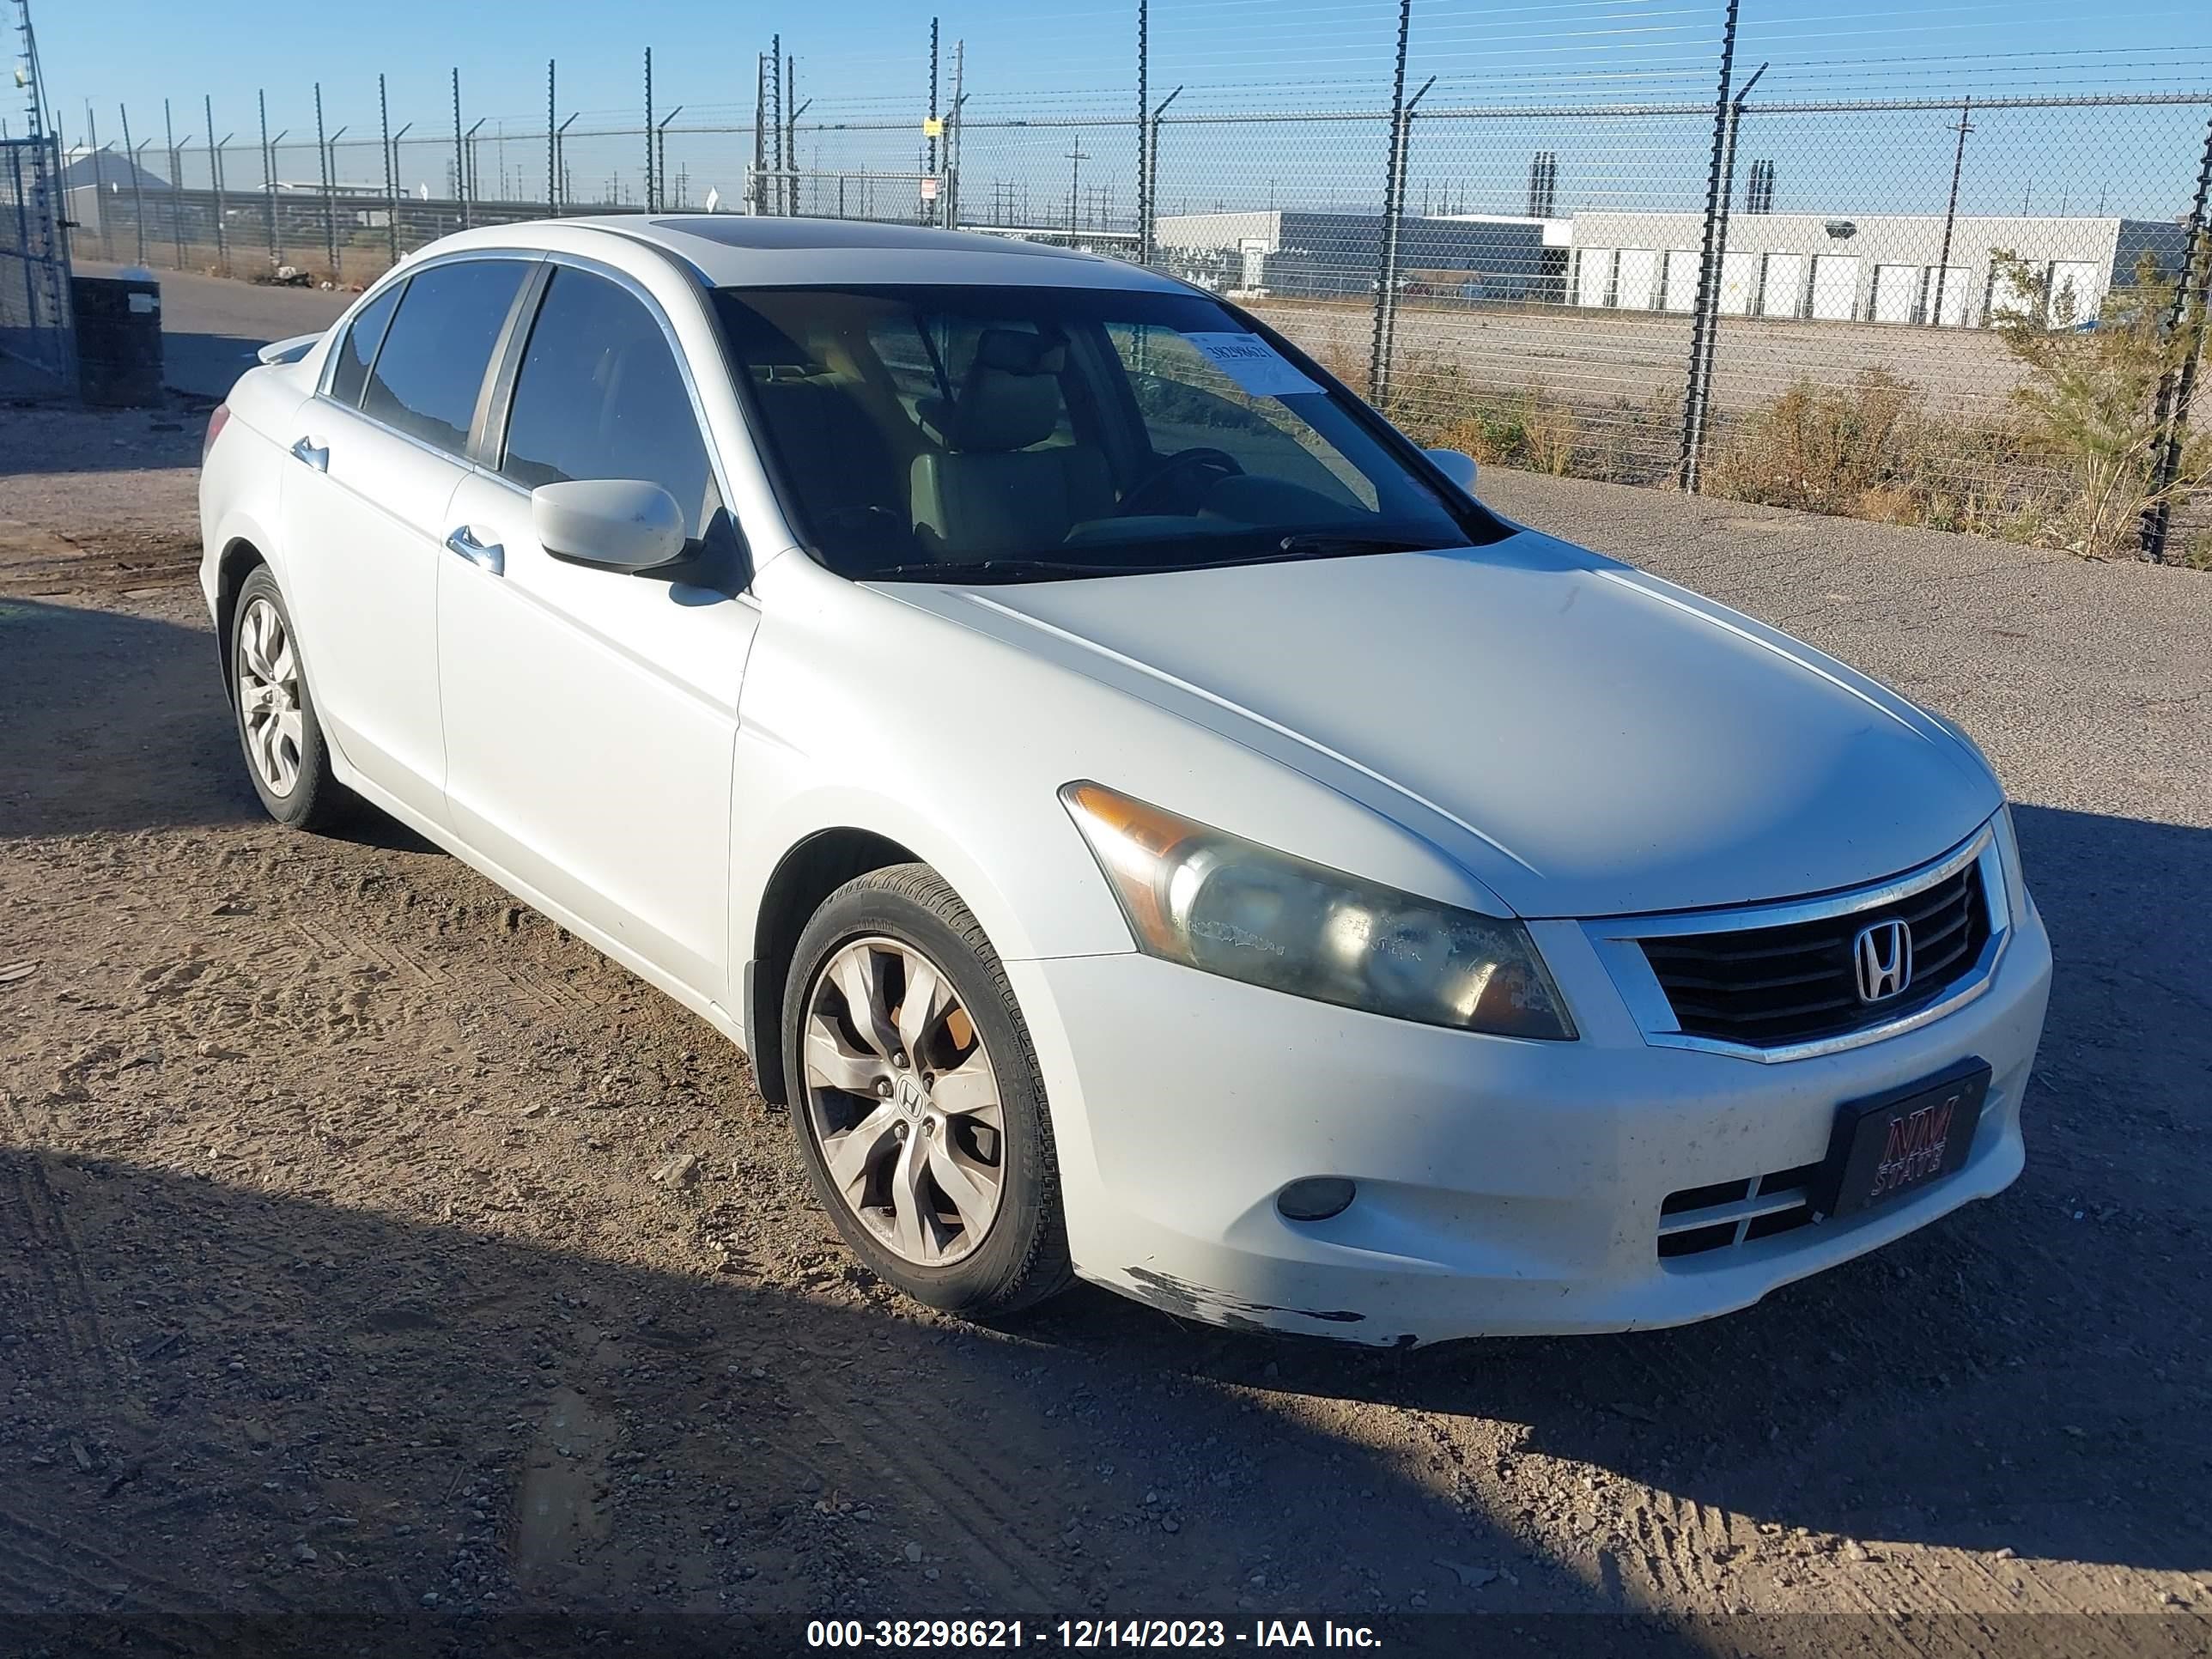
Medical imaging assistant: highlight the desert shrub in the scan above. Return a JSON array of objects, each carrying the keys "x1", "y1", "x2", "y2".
[{"x1": 1989, "y1": 247, "x2": 2212, "y2": 559}]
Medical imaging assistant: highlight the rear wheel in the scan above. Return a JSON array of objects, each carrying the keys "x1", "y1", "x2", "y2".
[
  {"x1": 230, "y1": 567, "x2": 354, "y2": 831},
  {"x1": 782, "y1": 864, "x2": 1073, "y2": 1317}
]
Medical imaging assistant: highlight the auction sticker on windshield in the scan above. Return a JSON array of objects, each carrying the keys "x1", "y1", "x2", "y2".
[{"x1": 1180, "y1": 331, "x2": 1321, "y2": 398}]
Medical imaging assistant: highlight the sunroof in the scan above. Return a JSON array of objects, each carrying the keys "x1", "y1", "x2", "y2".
[{"x1": 651, "y1": 216, "x2": 1082, "y2": 257}]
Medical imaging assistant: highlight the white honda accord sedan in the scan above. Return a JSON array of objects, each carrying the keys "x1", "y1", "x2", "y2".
[{"x1": 198, "y1": 215, "x2": 2051, "y2": 1345}]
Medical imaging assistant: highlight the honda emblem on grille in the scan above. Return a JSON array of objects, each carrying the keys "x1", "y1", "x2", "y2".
[{"x1": 1853, "y1": 919, "x2": 1913, "y2": 1003}]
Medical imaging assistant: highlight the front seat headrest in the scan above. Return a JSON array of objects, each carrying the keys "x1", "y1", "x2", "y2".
[{"x1": 918, "y1": 329, "x2": 1067, "y2": 453}]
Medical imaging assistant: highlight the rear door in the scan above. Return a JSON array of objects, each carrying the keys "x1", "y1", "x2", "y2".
[
  {"x1": 436, "y1": 260, "x2": 757, "y2": 1001},
  {"x1": 277, "y1": 256, "x2": 532, "y2": 822}
]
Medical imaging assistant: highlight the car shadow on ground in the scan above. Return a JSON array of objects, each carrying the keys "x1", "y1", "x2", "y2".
[
  {"x1": 0, "y1": 1148, "x2": 1717, "y2": 1658},
  {"x1": 1024, "y1": 803, "x2": 2212, "y2": 1577},
  {"x1": 0, "y1": 597, "x2": 436, "y2": 854},
  {"x1": 0, "y1": 598, "x2": 257, "y2": 836}
]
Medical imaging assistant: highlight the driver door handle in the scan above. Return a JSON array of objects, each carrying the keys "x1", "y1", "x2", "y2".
[
  {"x1": 444, "y1": 525, "x2": 506, "y2": 577},
  {"x1": 289, "y1": 436, "x2": 328, "y2": 471}
]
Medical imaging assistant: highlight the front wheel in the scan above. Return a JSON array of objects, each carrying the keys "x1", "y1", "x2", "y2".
[{"x1": 782, "y1": 864, "x2": 1073, "y2": 1317}]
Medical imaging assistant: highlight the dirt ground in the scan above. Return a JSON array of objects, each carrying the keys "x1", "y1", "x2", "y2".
[{"x1": 3, "y1": 389, "x2": 2211, "y2": 1659}]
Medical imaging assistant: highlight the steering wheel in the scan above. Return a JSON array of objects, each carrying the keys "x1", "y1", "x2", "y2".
[{"x1": 1117, "y1": 447, "x2": 1243, "y2": 517}]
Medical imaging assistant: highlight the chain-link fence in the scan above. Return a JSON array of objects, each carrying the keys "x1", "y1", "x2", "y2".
[
  {"x1": 64, "y1": 4, "x2": 2212, "y2": 559},
  {"x1": 1, "y1": 134, "x2": 75, "y2": 392}
]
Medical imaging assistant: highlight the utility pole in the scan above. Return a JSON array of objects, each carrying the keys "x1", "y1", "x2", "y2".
[
  {"x1": 1065, "y1": 135, "x2": 1090, "y2": 240},
  {"x1": 1934, "y1": 98, "x2": 1974, "y2": 326}
]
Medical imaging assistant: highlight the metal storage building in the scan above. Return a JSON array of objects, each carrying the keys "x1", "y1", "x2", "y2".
[
  {"x1": 1563, "y1": 211, "x2": 2187, "y2": 326},
  {"x1": 1152, "y1": 209, "x2": 1571, "y2": 302}
]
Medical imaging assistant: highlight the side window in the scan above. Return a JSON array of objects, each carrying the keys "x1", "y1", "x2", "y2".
[
  {"x1": 328, "y1": 282, "x2": 403, "y2": 409},
  {"x1": 501, "y1": 267, "x2": 719, "y2": 538},
  {"x1": 361, "y1": 258, "x2": 527, "y2": 456}
]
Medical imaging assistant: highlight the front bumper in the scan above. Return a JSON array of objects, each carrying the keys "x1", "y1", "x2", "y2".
[{"x1": 1008, "y1": 892, "x2": 2051, "y2": 1346}]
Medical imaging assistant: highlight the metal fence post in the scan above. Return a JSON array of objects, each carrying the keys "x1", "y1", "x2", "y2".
[
  {"x1": 313, "y1": 85, "x2": 332, "y2": 276},
  {"x1": 453, "y1": 69, "x2": 467, "y2": 228},
  {"x1": 1931, "y1": 99, "x2": 1974, "y2": 326},
  {"x1": 1674, "y1": 0, "x2": 1743, "y2": 493},
  {"x1": 86, "y1": 106, "x2": 113, "y2": 261},
  {"x1": 379, "y1": 76, "x2": 398, "y2": 265},
  {"x1": 1368, "y1": 0, "x2": 1415, "y2": 407},
  {"x1": 205, "y1": 95, "x2": 228, "y2": 273},
  {"x1": 1135, "y1": 0, "x2": 1149, "y2": 263},
  {"x1": 163, "y1": 97, "x2": 183, "y2": 269},
  {"x1": 546, "y1": 59, "x2": 556, "y2": 215},
  {"x1": 2141, "y1": 112, "x2": 2212, "y2": 562},
  {"x1": 642, "y1": 49, "x2": 653, "y2": 212},
  {"x1": 1147, "y1": 84, "x2": 1182, "y2": 269},
  {"x1": 118, "y1": 104, "x2": 145, "y2": 265},
  {"x1": 258, "y1": 89, "x2": 274, "y2": 270}
]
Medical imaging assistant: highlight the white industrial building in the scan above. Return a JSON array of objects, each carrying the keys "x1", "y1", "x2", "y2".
[
  {"x1": 1565, "y1": 211, "x2": 2187, "y2": 327},
  {"x1": 1152, "y1": 203, "x2": 2185, "y2": 327}
]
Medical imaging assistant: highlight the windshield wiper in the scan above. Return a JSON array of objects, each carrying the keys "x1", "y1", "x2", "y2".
[
  {"x1": 1274, "y1": 531, "x2": 1442, "y2": 557},
  {"x1": 860, "y1": 556, "x2": 1136, "y2": 584},
  {"x1": 860, "y1": 534, "x2": 1446, "y2": 586}
]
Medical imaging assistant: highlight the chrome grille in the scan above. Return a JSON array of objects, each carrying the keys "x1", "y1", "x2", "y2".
[{"x1": 1638, "y1": 862, "x2": 1990, "y2": 1050}]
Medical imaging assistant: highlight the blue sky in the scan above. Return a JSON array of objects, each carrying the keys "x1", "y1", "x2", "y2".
[{"x1": 27, "y1": 1, "x2": 2212, "y2": 221}]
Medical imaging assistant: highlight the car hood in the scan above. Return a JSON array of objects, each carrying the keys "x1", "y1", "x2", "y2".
[{"x1": 872, "y1": 532, "x2": 2002, "y2": 919}]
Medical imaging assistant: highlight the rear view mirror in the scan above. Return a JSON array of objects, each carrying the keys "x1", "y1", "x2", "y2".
[
  {"x1": 1425, "y1": 448, "x2": 1480, "y2": 495},
  {"x1": 532, "y1": 479, "x2": 687, "y2": 572}
]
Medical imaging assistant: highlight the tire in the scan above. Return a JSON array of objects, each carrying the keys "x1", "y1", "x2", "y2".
[
  {"x1": 782, "y1": 863, "x2": 1073, "y2": 1318},
  {"x1": 229, "y1": 567, "x2": 356, "y2": 832}
]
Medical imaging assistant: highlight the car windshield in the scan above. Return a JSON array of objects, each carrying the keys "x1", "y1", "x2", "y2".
[{"x1": 711, "y1": 283, "x2": 1498, "y2": 580}]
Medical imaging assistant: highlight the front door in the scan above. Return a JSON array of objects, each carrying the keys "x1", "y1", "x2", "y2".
[
  {"x1": 277, "y1": 257, "x2": 532, "y2": 823},
  {"x1": 436, "y1": 263, "x2": 757, "y2": 1002}
]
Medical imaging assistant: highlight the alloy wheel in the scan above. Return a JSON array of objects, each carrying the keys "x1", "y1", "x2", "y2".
[
  {"x1": 236, "y1": 597, "x2": 304, "y2": 798},
  {"x1": 801, "y1": 935, "x2": 1006, "y2": 1267}
]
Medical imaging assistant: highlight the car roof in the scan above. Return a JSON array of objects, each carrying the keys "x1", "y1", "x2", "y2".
[{"x1": 507, "y1": 214, "x2": 1194, "y2": 294}]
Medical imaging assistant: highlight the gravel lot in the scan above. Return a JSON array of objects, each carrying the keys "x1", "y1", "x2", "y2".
[{"x1": 3, "y1": 281, "x2": 2210, "y2": 1656}]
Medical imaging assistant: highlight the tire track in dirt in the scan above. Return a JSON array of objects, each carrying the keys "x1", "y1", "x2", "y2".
[{"x1": 0, "y1": 1106, "x2": 127, "y2": 1413}]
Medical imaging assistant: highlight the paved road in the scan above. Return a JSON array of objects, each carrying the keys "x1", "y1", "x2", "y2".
[{"x1": 76, "y1": 261, "x2": 353, "y2": 400}]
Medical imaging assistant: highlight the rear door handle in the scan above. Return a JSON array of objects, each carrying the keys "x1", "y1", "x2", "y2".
[
  {"x1": 289, "y1": 436, "x2": 328, "y2": 471},
  {"x1": 444, "y1": 525, "x2": 506, "y2": 577}
]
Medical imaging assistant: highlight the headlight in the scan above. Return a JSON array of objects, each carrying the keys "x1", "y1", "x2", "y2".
[{"x1": 1060, "y1": 781, "x2": 1576, "y2": 1040}]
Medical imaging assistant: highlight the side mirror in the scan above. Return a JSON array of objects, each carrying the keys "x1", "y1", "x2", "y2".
[
  {"x1": 1425, "y1": 447, "x2": 1480, "y2": 495},
  {"x1": 532, "y1": 479, "x2": 687, "y2": 572}
]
